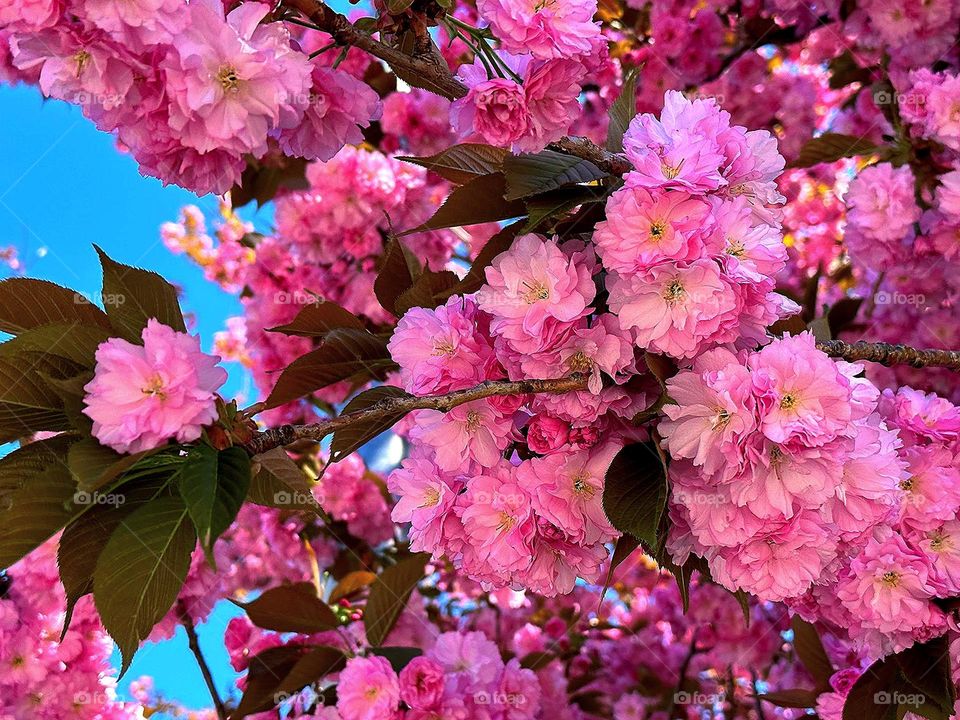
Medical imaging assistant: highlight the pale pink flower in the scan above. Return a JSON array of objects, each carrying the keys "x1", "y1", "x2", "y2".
[
  {"x1": 388, "y1": 295, "x2": 500, "y2": 396},
  {"x1": 519, "y1": 58, "x2": 586, "y2": 152},
  {"x1": 479, "y1": 234, "x2": 594, "y2": 352},
  {"x1": 607, "y1": 259, "x2": 738, "y2": 359},
  {"x1": 0, "y1": 0, "x2": 61, "y2": 31},
  {"x1": 77, "y1": 0, "x2": 186, "y2": 45},
  {"x1": 592, "y1": 185, "x2": 713, "y2": 274},
  {"x1": 336, "y1": 656, "x2": 401, "y2": 720},
  {"x1": 83, "y1": 319, "x2": 227, "y2": 454},
  {"x1": 388, "y1": 453, "x2": 463, "y2": 556},
  {"x1": 163, "y1": 0, "x2": 311, "y2": 157},
  {"x1": 516, "y1": 443, "x2": 619, "y2": 545},
  {"x1": 898, "y1": 445, "x2": 960, "y2": 533},
  {"x1": 452, "y1": 55, "x2": 529, "y2": 148},
  {"x1": 916, "y1": 520, "x2": 960, "y2": 595},
  {"x1": 935, "y1": 168, "x2": 960, "y2": 219},
  {"x1": 411, "y1": 400, "x2": 514, "y2": 471},
  {"x1": 476, "y1": 0, "x2": 602, "y2": 60},
  {"x1": 276, "y1": 66, "x2": 381, "y2": 162},
  {"x1": 523, "y1": 520, "x2": 607, "y2": 595},
  {"x1": 843, "y1": 162, "x2": 920, "y2": 270}
]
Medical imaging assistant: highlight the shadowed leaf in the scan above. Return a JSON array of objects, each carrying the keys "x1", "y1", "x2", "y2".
[
  {"x1": 330, "y1": 386, "x2": 412, "y2": 462},
  {"x1": 504, "y1": 150, "x2": 607, "y2": 200},
  {"x1": 405, "y1": 173, "x2": 527, "y2": 233},
  {"x1": 399, "y1": 143, "x2": 508, "y2": 184},
  {"x1": 364, "y1": 553, "x2": 429, "y2": 646},
  {"x1": 0, "y1": 278, "x2": 110, "y2": 335},
  {"x1": 235, "y1": 582, "x2": 339, "y2": 633},
  {"x1": 267, "y1": 301, "x2": 365, "y2": 337},
  {"x1": 602, "y1": 442, "x2": 668, "y2": 553}
]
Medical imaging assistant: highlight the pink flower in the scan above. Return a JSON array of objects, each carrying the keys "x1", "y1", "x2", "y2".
[
  {"x1": 749, "y1": 332, "x2": 856, "y2": 447},
  {"x1": 523, "y1": 520, "x2": 607, "y2": 595},
  {"x1": 478, "y1": 234, "x2": 594, "y2": 353},
  {"x1": 452, "y1": 58, "x2": 529, "y2": 148},
  {"x1": 458, "y1": 464, "x2": 536, "y2": 575},
  {"x1": 388, "y1": 453, "x2": 463, "y2": 556},
  {"x1": 77, "y1": 0, "x2": 186, "y2": 45},
  {"x1": 0, "y1": 0, "x2": 61, "y2": 31},
  {"x1": 659, "y1": 347, "x2": 756, "y2": 478},
  {"x1": 388, "y1": 295, "x2": 501, "y2": 396},
  {"x1": 336, "y1": 656, "x2": 401, "y2": 720},
  {"x1": 83, "y1": 319, "x2": 227, "y2": 454},
  {"x1": 607, "y1": 259, "x2": 738, "y2": 359},
  {"x1": 276, "y1": 66, "x2": 381, "y2": 162},
  {"x1": 516, "y1": 443, "x2": 619, "y2": 545},
  {"x1": 843, "y1": 163, "x2": 920, "y2": 270},
  {"x1": 916, "y1": 520, "x2": 960, "y2": 595},
  {"x1": 163, "y1": 0, "x2": 311, "y2": 157},
  {"x1": 935, "y1": 168, "x2": 960, "y2": 219},
  {"x1": 476, "y1": 0, "x2": 602, "y2": 60},
  {"x1": 399, "y1": 656, "x2": 446, "y2": 710},
  {"x1": 882, "y1": 387, "x2": 960, "y2": 443},
  {"x1": 592, "y1": 185, "x2": 713, "y2": 274},
  {"x1": 519, "y1": 58, "x2": 586, "y2": 152},
  {"x1": 526, "y1": 414, "x2": 570, "y2": 454},
  {"x1": 411, "y1": 400, "x2": 514, "y2": 471}
]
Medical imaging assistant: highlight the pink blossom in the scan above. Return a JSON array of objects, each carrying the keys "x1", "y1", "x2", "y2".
[
  {"x1": 399, "y1": 656, "x2": 446, "y2": 710},
  {"x1": 83, "y1": 319, "x2": 227, "y2": 454},
  {"x1": 276, "y1": 66, "x2": 381, "y2": 162},
  {"x1": 411, "y1": 400, "x2": 514, "y2": 471},
  {"x1": 0, "y1": 0, "x2": 61, "y2": 31},
  {"x1": 77, "y1": 0, "x2": 186, "y2": 45},
  {"x1": 452, "y1": 60, "x2": 529, "y2": 148},
  {"x1": 388, "y1": 453, "x2": 464, "y2": 556},
  {"x1": 336, "y1": 656, "x2": 401, "y2": 720},
  {"x1": 520, "y1": 58, "x2": 586, "y2": 152},
  {"x1": 843, "y1": 163, "x2": 920, "y2": 271},
  {"x1": 915, "y1": 520, "x2": 960, "y2": 595},
  {"x1": 476, "y1": 0, "x2": 602, "y2": 60},
  {"x1": 526, "y1": 414, "x2": 570, "y2": 454}
]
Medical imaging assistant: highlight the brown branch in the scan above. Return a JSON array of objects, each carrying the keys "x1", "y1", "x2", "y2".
[
  {"x1": 244, "y1": 374, "x2": 588, "y2": 455},
  {"x1": 549, "y1": 136, "x2": 633, "y2": 175},
  {"x1": 281, "y1": 0, "x2": 467, "y2": 99},
  {"x1": 818, "y1": 340, "x2": 960, "y2": 371},
  {"x1": 178, "y1": 603, "x2": 229, "y2": 720}
]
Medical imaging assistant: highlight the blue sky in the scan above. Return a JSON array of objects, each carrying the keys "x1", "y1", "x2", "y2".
[{"x1": 0, "y1": 83, "x2": 252, "y2": 713}]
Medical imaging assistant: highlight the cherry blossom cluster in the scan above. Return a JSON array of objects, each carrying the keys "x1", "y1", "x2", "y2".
[
  {"x1": 594, "y1": 90, "x2": 798, "y2": 359},
  {"x1": 1, "y1": 0, "x2": 380, "y2": 195}
]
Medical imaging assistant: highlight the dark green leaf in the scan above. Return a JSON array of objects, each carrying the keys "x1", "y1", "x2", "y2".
[
  {"x1": 0, "y1": 278, "x2": 110, "y2": 335},
  {"x1": 232, "y1": 645, "x2": 314, "y2": 718},
  {"x1": 93, "y1": 496, "x2": 196, "y2": 672},
  {"x1": 504, "y1": 150, "x2": 607, "y2": 200},
  {"x1": 364, "y1": 553, "x2": 429, "y2": 646},
  {"x1": 371, "y1": 646, "x2": 423, "y2": 672},
  {"x1": 404, "y1": 173, "x2": 527, "y2": 233},
  {"x1": 0, "y1": 323, "x2": 111, "y2": 367},
  {"x1": 827, "y1": 297, "x2": 864, "y2": 336},
  {"x1": 790, "y1": 133, "x2": 881, "y2": 168},
  {"x1": 524, "y1": 185, "x2": 609, "y2": 231},
  {"x1": 234, "y1": 582, "x2": 340, "y2": 633},
  {"x1": 791, "y1": 616, "x2": 833, "y2": 693},
  {"x1": 231, "y1": 156, "x2": 309, "y2": 209},
  {"x1": 0, "y1": 436, "x2": 79, "y2": 567},
  {"x1": 0, "y1": 358, "x2": 72, "y2": 443},
  {"x1": 398, "y1": 143, "x2": 508, "y2": 185},
  {"x1": 267, "y1": 301, "x2": 365, "y2": 337},
  {"x1": 758, "y1": 688, "x2": 819, "y2": 708},
  {"x1": 95, "y1": 246, "x2": 185, "y2": 342},
  {"x1": 330, "y1": 386, "x2": 412, "y2": 462},
  {"x1": 602, "y1": 442, "x2": 668, "y2": 552},
  {"x1": 274, "y1": 645, "x2": 346, "y2": 697},
  {"x1": 248, "y1": 448, "x2": 321, "y2": 514},
  {"x1": 179, "y1": 445, "x2": 251, "y2": 564},
  {"x1": 375, "y1": 237, "x2": 422, "y2": 316},
  {"x1": 606, "y1": 67, "x2": 639, "y2": 152},
  {"x1": 264, "y1": 329, "x2": 395, "y2": 409},
  {"x1": 828, "y1": 51, "x2": 875, "y2": 90},
  {"x1": 520, "y1": 651, "x2": 557, "y2": 670},
  {"x1": 395, "y1": 270, "x2": 460, "y2": 316},
  {"x1": 894, "y1": 636, "x2": 955, "y2": 719}
]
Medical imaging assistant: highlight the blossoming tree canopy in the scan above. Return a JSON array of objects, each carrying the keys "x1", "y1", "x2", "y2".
[{"x1": 3, "y1": 0, "x2": 960, "y2": 718}]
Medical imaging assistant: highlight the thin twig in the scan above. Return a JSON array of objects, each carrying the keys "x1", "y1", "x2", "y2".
[
  {"x1": 817, "y1": 340, "x2": 960, "y2": 371},
  {"x1": 244, "y1": 374, "x2": 588, "y2": 455},
  {"x1": 178, "y1": 603, "x2": 228, "y2": 720}
]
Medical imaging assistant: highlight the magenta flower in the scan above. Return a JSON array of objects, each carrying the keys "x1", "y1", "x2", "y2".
[
  {"x1": 83, "y1": 319, "x2": 227, "y2": 453},
  {"x1": 399, "y1": 656, "x2": 446, "y2": 710},
  {"x1": 476, "y1": 0, "x2": 602, "y2": 60},
  {"x1": 336, "y1": 656, "x2": 401, "y2": 720},
  {"x1": 411, "y1": 400, "x2": 514, "y2": 471}
]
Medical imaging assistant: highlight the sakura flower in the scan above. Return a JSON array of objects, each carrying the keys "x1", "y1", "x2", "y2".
[
  {"x1": 476, "y1": 0, "x2": 602, "y2": 60},
  {"x1": 83, "y1": 319, "x2": 227, "y2": 454},
  {"x1": 843, "y1": 163, "x2": 920, "y2": 270},
  {"x1": 525, "y1": 414, "x2": 570, "y2": 454},
  {"x1": 411, "y1": 400, "x2": 514, "y2": 472},
  {"x1": 524, "y1": 519, "x2": 608, "y2": 595},
  {"x1": 516, "y1": 443, "x2": 619, "y2": 545},
  {"x1": 399, "y1": 656, "x2": 446, "y2": 711},
  {"x1": 452, "y1": 55, "x2": 530, "y2": 148},
  {"x1": 520, "y1": 58, "x2": 586, "y2": 152},
  {"x1": 915, "y1": 520, "x2": 960, "y2": 595},
  {"x1": 0, "y1": 0, "x2": 61, "y2": 31},
  {"x1": 336, "y1": 656, "x2": 401, "y2": 720},
  {"x1": 388, "y1": 452, "x2": 464, "y2": 556}
]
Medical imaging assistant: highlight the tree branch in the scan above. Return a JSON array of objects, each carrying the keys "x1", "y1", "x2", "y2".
[
  {"x1": 244, "y1": 374, "x2": 588, "y2": 455},
  {"x1": 179, "y1": 603, "x2": 229, "y2": 720},
  {"x1": 817, "y1": 340, "x2": 960, "y2": 371},
  {"x1": 281, "y1": 0, "x2": 467, "y2": 99}
]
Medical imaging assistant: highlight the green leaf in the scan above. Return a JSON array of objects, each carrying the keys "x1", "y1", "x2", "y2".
[
  {"x1": 95, "y1": 246, "x2": 185, "y2": 343},
  {"x1": 395, "y1": 269, "x2": 461, "y2": 316},
  {"x1": 0, "y1": 358, "x2": 72, "y2": 443},
  {"x1": 0, "y1": 323, "x2": 112, "y2": 367},
  {"x1": 93, "y1": 496, "x2": 196, "y2": 672},
  {"x1": 0, "y1": 278, "x2": 110, "y2": 335},
  {"x1": 606, "y1": 67, "x2": 639, "y2": 152},
  {"x1": 894, "y1": 636, "x2": 955, "y2": 719},
  {"x1": 232, "y1": 645, "x2": 314, "y2": 718},
  {"x1": 598, "y1": 534, "x2": 640, "y2": 604},
  {"x1": 371, "y1": 646, "x2": 423, "y2": 672},
  {"x1": 828, "y1": 51, "x2": 875, "y2": 90},
  {"x1": 273, "y1": 645, "x2": 346, "y2": 698},
  {"x1": 404, "y1": 173, "x2": 527, "y2": 233},
  {"x1": 248, "y1": 448, "x2": 321, "y2": 514},
  {"x1": 266, "y1": 301, "x2": 365, "y2": 337},
  {"x1": 790, "y1": 133, "x2": 882, "y2": 168},
  {"x1": 398, "y1": 143, "x2": 508, "y2": 185},
  {"x1": 231, "y1": 156, "x2": 309, "y2": 209},
  {"x1": 234, "y1": 582, "x2": 340, "y2": 633},
  {"x1": 0, "y1": 436, "x2": 80, "y2": 567},
  {"x1": 602, "y1": 442, "x2": 668, "y2": 553},
  {"x1": 790, "y1": 616, "x2": 833, "y2": 693},
  {"x1": 524, "y1": 185, "x2": 609, "y2": 232},
  {"x1": 179, "y1": 445, "x2": 251, "y2": 564},
  {"x1": 264, "y1": 329, "x2": 396, "y2": 409},
  {"x1": 375, "y1": 237, "x2": 422, "y2": 316},
  {"x1": 58, "y1": 474, "x2": 171, "y2": 637},
  {"x1": 330, "y1": 386, "x2": 412, "y2": 462},
  {"x1": 364, "y1": 553, "x2": 429, "y2": 646},
  {"x1": 503, "y1": 150, "x2": 607, "y2": 200},
  {"x1": 520, "y1": 651, "x2": 557, "y2": 670},
  {"x1": 386, "y1": 0, "x2": 415, "y2": 12},
  {"x1": 758, "y1": 688, "x2": 819, "y2": 708}
]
